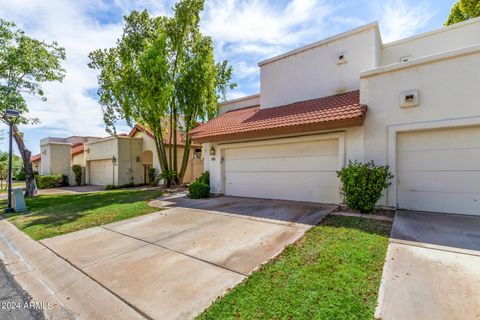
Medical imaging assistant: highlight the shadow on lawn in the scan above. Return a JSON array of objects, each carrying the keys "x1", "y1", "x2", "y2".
[{"x1": 0, "y1": 189, "x2": 161, "y2": 230}]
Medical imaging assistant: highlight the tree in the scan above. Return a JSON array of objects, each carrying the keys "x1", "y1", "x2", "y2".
[
  {"x1": 88, "y1": 0, "x2": 235, "y2": 186},
  {"x1": 0, "y1": 19, "x2": 66, "y2": 196},
  {"x1": 0, "y1": 151, "x2": 22, "y2": 190},
  {"x1": 445, "y1": 0, "x2": 480, "y2": 25}
]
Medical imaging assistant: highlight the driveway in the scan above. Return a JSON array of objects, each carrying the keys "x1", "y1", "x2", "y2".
[
  {"x1": 376, "y1": 210, "x2": 480, "y2": 320},
  {"x1": 41, "y1": 195, "x2": 336, "y2": 320}
]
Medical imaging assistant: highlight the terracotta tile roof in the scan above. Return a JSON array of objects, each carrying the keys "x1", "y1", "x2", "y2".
[
  {"x1": 30, "y1": 154, "x2": 41, "y2": 162},
  {"x1": 129, "y1": 124, "x2": 201, "y2": 147},
  {"x1": 71, "y1": 143, "x2": 84, "y2": 156},
  {"x1": 191, "y1": 90, "x2": 367, "y2": 143}
]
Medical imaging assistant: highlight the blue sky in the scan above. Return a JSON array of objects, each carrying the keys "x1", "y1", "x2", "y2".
[{"x1": 0, "y1": 0, "x2": 456, "y2": 154}]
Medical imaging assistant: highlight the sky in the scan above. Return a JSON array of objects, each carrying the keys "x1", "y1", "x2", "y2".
[{"x1": 0, "y1": 0, "x2": 457, "y2": 154}]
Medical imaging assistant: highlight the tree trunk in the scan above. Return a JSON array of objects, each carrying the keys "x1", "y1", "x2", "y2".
[
  {"x1": 178, "y1": 135, "x2": 191, "y2": 184},
  {"x1": 12, "y1": 125, "x2": 37, "y2": 197}
]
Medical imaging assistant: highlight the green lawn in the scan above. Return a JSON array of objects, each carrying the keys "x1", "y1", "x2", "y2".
[
  {"x1": 197, "y1": 216, "x2": 391, "y2": 320},
  {"x1": 0, "y1": 189, "x2": 163, "y2": 240}
]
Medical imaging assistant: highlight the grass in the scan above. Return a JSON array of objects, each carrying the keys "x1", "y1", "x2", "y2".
[
  {"x1": 197, "y1": 215, "x2": 391, "y2": 320},
  {"x1": 0, "y1": 189, "x2": 163, "y2": 240}
]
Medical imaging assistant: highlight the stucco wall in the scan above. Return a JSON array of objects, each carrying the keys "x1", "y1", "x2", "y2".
[
  {"x1": 133, "y1": 130, "x2": 204, "y2": 183},
  {"x1": 361, "y1": 46, "x2": 480, "y2": 207},
  {"x1": 117, "y1": 138, "x2": 143, "y2": 185},
  {"x1": 381, "y1": 17, "x2": 480, "y2": 66},
  {"x1": 218, "y1": 94, "x2": 260, "y2": 114},
  {"x1": 259, "y1": 24, "x2": 380, "y2": 108},
  {"x1": 40, "y1": 143, "x2": 71, "y2": 176},
  {"x1": 84, "y1": 137, "x2": 119, "y2": 185}
]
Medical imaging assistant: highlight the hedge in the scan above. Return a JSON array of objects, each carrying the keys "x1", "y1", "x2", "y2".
[{"x1": 36, "y1": 174, "x2": 69, "y2": 189}]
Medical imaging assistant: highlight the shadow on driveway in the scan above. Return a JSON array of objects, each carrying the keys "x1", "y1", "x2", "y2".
[{"x1": 391, "y1": 210, "x2": 480, "y2": 252}]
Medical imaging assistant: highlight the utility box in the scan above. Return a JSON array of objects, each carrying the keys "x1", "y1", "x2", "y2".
[{"x1": 12, "y1": 188, "x2": 27, "y2": 212}]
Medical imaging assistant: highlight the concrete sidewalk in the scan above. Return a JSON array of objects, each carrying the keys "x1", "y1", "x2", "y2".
[
  {"x1": 0, "y1": 218, "x2": 146, "y2": 320},
  {"x1": 375, "y1": 211, "x2": 480, "y2": 320}
]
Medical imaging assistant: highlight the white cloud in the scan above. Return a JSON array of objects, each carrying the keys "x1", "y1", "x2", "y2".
[{"x1": 378, "y1": 0, "x2": 434, "y2": 43}]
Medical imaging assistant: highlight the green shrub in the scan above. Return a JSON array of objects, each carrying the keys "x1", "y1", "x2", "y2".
[
  {"x1": 72, "y1": 165, "x2": 82, "y2": 186},
  {"x1": 188, "y1": 181, "x2": 210, "y2": 199},
  {"x1": 14, "y1": 170, "x2": 26, "y2": 181},
  {"x1": 147, "y1": 167, "x2": 158, "y2": 186},
  {"x1": 336, "y1": 160, "x2": 393, "y2": 213},
  {"x1": 105, "y1": 182, "x2": 135, "y2": 190},
  {"x1": 197, "y1": 171, "x2": 210, "y2": 186},
  {"x1": 37, "y1": 174, "x2": 67, "y2": 189}
]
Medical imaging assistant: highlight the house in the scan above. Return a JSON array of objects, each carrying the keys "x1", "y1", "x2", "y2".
[
  {"x1": 31, "y1": 125, "x2": 204, "y2": 186},
  {"x1": 191, "y1": 17, "x2": 480, "y2": 216}
]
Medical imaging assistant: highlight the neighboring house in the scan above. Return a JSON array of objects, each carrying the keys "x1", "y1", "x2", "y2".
[
  {"x1": 31, "y1": 125, "x2": 203, "y2": 186},
  {"x1": 191, "y1": 18, "x2": 480, "y2": 216}
]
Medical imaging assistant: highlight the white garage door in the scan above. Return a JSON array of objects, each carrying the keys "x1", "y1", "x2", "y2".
[
  {"x1": 397, "y1": 126, "x2": 480, "y2": 215},
  {"x1": 224, "y1": 137, "x2": 340, "y2": 203},
  {"x1": 89, "y1": 159, "x2": 113, "y2": 186}
]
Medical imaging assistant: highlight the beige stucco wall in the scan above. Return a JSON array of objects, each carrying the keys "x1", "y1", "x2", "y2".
[
  {"x1": 381, "y1": 17, "x2": 480, "y2": 66},
  {"x1": 259, "y1": 24, "x2": 381, "y2": 108},
  {"x1": 132, "y1": 130, "x2": 204, "y2": 183},
  {"x1": 40, "y1": 143, "x2": 71, "y2": 176},
  {"x1": 84, "y1": 137, "x2": 119, "y2": 185},
  {"x1": 361, "y1": 46, "x2": 480, "y2": 207},
  {"x1": 117, "y1": 137, "x2": 143, "y2": 185},
  {"x1": 218, "y1": 94, "x2": 260, "y2": 115}
]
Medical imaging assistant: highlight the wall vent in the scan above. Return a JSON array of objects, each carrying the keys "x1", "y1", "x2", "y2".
[
  {"x1": 399, "y1": 55, "x2": 412, "y2": 63},
  {"x1": 337, "y1": 52, "x2": 348, "y2": 64},
  {"x1": 400, "y1": 90, "x2": 419, "y2": 108}
]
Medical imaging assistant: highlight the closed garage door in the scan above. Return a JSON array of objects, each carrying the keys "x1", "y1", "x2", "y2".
[
  {"x1": 89, "y1": 159, "x2": 113, "y2": 186},
  {"x1": 397, "y1": 126, "x2": 480, "y2": 215},
  {"x1": 224, "y1": 137, "x2": 340, "y2": 203}
]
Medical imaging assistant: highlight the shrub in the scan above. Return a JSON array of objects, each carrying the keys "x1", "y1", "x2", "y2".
[
  {"x1": 188, "y1": 181, "x2": 210, "y2": 199},
  {"x1": 105, "y1": 182, "x2": 135, "y2": 190},
  {"x1": 36, "y1": 174, "x2": 67, "y2": 189},
  {"x1": 336, "y1": 160, "x2": 393, "y2": 213},
  {"x1": 147, "y1": 167, "x2": 158, "y2": 186},
  {"x1": 72, "y1": 165, "x2": 82, "y2": 186},
  {"x1": 14, "y1": 170, "x2": 26, "y2": 181},
  {"x1": 197, "y1": 171, "x2": 210, "y2": 186}
]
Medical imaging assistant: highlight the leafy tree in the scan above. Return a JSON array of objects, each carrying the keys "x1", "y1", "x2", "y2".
[
  {"x1": 0, "y1": 19, "x2": 66, "y2": 196},
  {"x1": 88, "y1": 0, "x2": 235, "y2": 186},
  {"x1": 445, "y1": 0, "x2": 480, "y2": 25},
  {"x1": 0, "y1": 151, "x2": 22, "y2": 189}
]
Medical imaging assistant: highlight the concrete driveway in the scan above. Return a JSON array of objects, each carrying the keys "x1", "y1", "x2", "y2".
[
  {"x1": 41, "y1": 195, "x2": 336, "y2": 320},
  {"x1": 376, "y1": 211, "x2": 480, "y2": 320}
]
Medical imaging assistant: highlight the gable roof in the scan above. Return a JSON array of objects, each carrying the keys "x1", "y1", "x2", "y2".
[
  {"x1": 31, "y1": 154, "x2": 41, "y2": 163},
  {"x1": 191, "y1": 90, "x2": 367, "y2": 143}
]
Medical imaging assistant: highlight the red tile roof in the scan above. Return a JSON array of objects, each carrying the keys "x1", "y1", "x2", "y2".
[
  {"x1": 31, "y1": 154, "x2": 41, "y2": 162},
  {"x1": 71, "y1": 143, "x2": 84, "y2": 156},
  {"x1": 129, "y1": 124, "x2": 201, "y2": 147},
  {"x1": 191, "y1": 90, "x2": 367, "y2": 143}
]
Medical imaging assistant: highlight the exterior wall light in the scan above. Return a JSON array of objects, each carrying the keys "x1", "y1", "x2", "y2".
[{"x1": 209, "y1": 147, "x2": 216, "y2": 156}]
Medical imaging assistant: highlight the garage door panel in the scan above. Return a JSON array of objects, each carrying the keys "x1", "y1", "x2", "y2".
[
  {"x1": 226, "y1": 171, "x2": 339, "y2": 189},
  {"x1": 398, "y1": 190, "x2": 480, "y2": 215},
  {"x1": 90, "y1": 160, "x2": 113, "y2": 186},
  {"x1": 398, "y1": 171, "x2": 480, "y2": 194},
  {"x1": 226, "y1": 173, "x2": 339, "y2": 203},
  {"x1": 397, "y1": 148, "x2": 480, "y2": 171},
  {"x1": 225, "y1": 139, "x2": 338, "y2": 159},
  {"x1": 397, "y1": 125, "x2": 480, "y2": 215},
  {"x1": 224, "y1": 137, "x2": 340, "y2": 203},
  {"x1": 225, "y1": 155, "x2": 339, "y2": 172},
  {"x1": 397, "y1": 127, "x2": 480, "y2": 151}
]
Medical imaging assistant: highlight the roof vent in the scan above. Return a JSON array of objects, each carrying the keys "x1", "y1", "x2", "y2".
[
  {"x1": 337, "y1": 52, "x2": 348, "y2": 64},
  {"x1": 400, "y1": 90, "x2": 419, "y2": 108}
]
